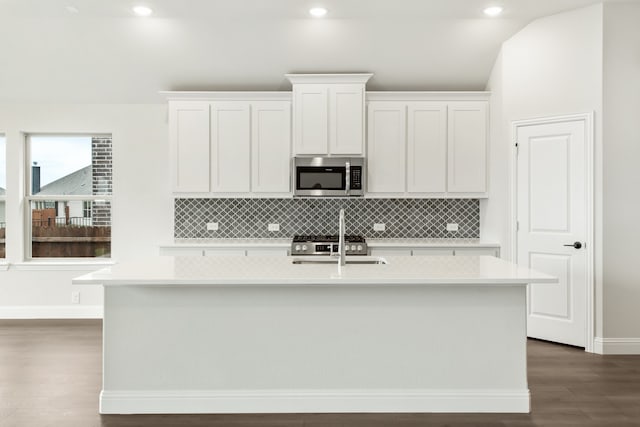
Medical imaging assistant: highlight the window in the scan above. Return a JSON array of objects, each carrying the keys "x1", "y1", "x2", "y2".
[
  {"x1": 0, "y1": 135, "x2": 5, "y2": 259},
  {"x1": 27, "y1": 135, "x2": 112, "y2": 258}
]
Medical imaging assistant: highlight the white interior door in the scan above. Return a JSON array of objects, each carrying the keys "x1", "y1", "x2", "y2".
[{"x1": 516, "y1": 118, "x2": 587, "y2": 347}]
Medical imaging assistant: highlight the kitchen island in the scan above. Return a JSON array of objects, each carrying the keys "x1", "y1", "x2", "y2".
[{"x1": 73, "y1": 255, "x2": 555, "y2": 414}]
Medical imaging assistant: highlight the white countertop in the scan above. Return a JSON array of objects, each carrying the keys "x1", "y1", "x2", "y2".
[
  {"x1": 73, "y1": 255, "x2": 555, "y2": 287},
  {"x1": 167, "y1": 238, "x2": 499, "y2": 248}
]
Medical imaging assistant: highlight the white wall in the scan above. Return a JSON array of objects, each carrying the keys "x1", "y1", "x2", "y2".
[
  {"x1": 484, "y1": 4, "x2": 605, "y2": 336},
  {"x1": 602, "y1": 2, "x2": 640, "y2": 338},
  {"x1": 0, "y1": 104, "x2": 172, "y2": 317}
]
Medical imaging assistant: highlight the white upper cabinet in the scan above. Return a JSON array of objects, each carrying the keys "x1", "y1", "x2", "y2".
[
  {"x1": 292, "y1": 84, "x2": 328, "y2": 155},
  {"x1": 210, "y1": 102, "x2": 251, "y2": 192},
  {"x1": 251, "y1": 101, "x2": 292, "y2": 193},
  {"x1": 407, "y1": 102, "x2": 447, "y2": 194},
  {"x1": 169, "y1": 101, "x2": 210, "y2": 193},
  {"x1": 366, "y1": 94, "x2": 489, "y2": 198},
  {"x1": 287, "y1": 74, "x2": 372, "y2": 156},
  {"x1": 367, "y1": 102, "x2": 407, "y2": 193},
  {"x1": 447, "y1": 102, "x2": 488, "y2": 194},
  {"x1": 167, "y1": 93, "x2": 292, "y2": 196},
  {"x1": 329, "y1": 85, "x2": 365, "y2": 155}
]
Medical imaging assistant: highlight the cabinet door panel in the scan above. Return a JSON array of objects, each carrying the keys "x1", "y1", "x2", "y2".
[
  {"x1": 447, "y1": 102, "x2": 488, "y2": 193},
  {"x1": 412, "y1": 248, "x2": 455, "y2": 256},
  {"x1": 407, "y1": 103, "x2": 447, "y2": 193},
  {"x1": 329, "y1": 85, "x2": 364, "y2": 155},
  {"x1": 252, "y1": 101, "x2": 291, "y2": 193},
  {"x1": 293, "y1": 85, "x2": 328, "y2": 155},
  {"x1": 169, "y1": 102, "x2": 210, "y2": 192},
  {"x1": 454, "y1": 248, "x2": 499, "y2": 257},
  {"x1": 210, "y1": 102, "x2": 251, "y2": 192},
  {"x1": 367, "y1": 102, "x2": 406, "y2": 193}
]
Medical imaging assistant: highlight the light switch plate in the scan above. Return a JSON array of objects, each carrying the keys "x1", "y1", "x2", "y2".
[
  {"x1": 373, "y1": 223, "x2": 386, "y2": 232},
  {"x1": 206, "y1": 222, "x2": 219, "y2": 231},
  {"x1": 447, "y1": 223, "x2": 459, "y2": 232},
  {"x1": 268, "y1": 223, "x2": 280, "y2": 232}
]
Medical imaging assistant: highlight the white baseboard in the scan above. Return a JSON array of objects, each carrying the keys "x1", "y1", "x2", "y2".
[
  {"x1": 0, "y1": 305, "x2": 103, "y2": 319},
  {"x1": 594, "y1": 337, "x2": 640, "y2": 355},
  {"x1": 100, "y1": 389, "x2": 531, "y2": 414}
]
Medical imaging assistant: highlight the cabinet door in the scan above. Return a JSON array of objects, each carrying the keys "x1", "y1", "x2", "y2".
[
  {"x1": 407, "y1": 103, "x2": 447, "y2": 193},
  {"x1": 169, "y1": 101, "x2": 210, "y2": 192},
  {"x1": 369, "y1": 248, "x2": 412, "y2": 257},
  {"x1": 412, "y1": 248, "x2": 455, "y2": 256},
  {"x1": 293, "y1": 84, "x2": 328, "y2": 155},
  {"x1": 210, "y1": 102, "x2": 251, "y2": 192},
  {"x1": 329, "y1": 85, "x2": 364, "y2": 155},
  {"x1": 251, "y1": 101, "x2": 292, "y2": 193},
  {"x1": 447, "y1": 102, "x2": 488, "y2": 193},
  {"x1": 454, "y1": 247, "x2": 499, "y2": 257},
  {"x1": 367, "y1": 102, "x2": 406, "y2": 193}
]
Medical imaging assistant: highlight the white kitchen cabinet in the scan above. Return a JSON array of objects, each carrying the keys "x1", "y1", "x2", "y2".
[
  {"x1": 367, "y1": 102, "x2": 407, "y2": 193},
  {"x1": 169, "y1": 101, "x2": 210, "y2": 193},
  {"x1": 159, "y1": 247, "x2": 205, "y2": 256},
  {"x1": 407, "y1": 103, "x2": 447, "y2": 194},
  {"x1": 329, "y1": 85, "x2": 365, "y2": 155},
  {"x1": 369, "y1": 248, "x2": 412, "y2": 257},
  {"x1": 204, "y1": 249, "x2": 247, "y2": 256},
  {"x1": 447, "y1": 102, "x2": 488, "y2": 194},
  {"x1": 251, "y1": 101, "x2": 292, "y2": 193},
  {"x1": 454, "y1": 247, "x2": 499, "y2": 257},
  {"x1": 366, "y1": 95, "x2": 489, "y2": 198},
  {"x1": 246, "y1": 248, "x2": 290, "y2": 257},
  {"x1": 210, "y1": 102, "x2": 251, "y2": 192},
  {"x1": 412, "y1": 248, "x2": 455, "y2": 256},
  {"x1": 292, "y1": 84, "x2": 328, "y2": 155},
  {"x1": 167, "y1": 94, "x2": 292, "y2": 196},
  {"x1": 287, "y1": 74, "x2": 372, "y2": 156}
]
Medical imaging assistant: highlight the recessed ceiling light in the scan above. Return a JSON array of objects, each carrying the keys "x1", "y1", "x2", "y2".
[
  {"x1": 309, "y1": 7, "x2": 328, "y2": 18},
  {"x1": 65, "y1": 5, "x2": 79, "y2": 14},
  {"x1": 483, "y1": 6, "x2": 503, "y2": 17},
  {"x1": 133, "y1": 6, "x2": 153, "y2": 17}
]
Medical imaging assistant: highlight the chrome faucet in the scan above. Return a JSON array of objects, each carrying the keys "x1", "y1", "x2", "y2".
[{"x1": 338, "y1": 208, "x2": 346, "y2": 267}]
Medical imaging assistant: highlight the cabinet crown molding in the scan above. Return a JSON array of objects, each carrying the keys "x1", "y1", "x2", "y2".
[
  {"x1": 285, "y1": 73, "x2": 373, "y2": 85},
  {"x1": 366, "y1": 91, "x2": 491, "y2": 102},
  {"x1": 160, "y1": 91, "x2": 292, "y2": 101}
]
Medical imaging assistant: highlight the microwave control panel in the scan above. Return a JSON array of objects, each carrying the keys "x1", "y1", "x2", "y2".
[{"x1": 351, "y1": 167, "x2": 362, "y2": 190}]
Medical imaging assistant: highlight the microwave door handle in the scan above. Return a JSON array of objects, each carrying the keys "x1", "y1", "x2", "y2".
[{"x1": 345, "y1": 161, "x2": 351, "y2": 195}]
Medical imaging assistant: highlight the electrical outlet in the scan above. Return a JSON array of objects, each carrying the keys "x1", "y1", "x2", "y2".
[
  {"x1": 446, "y1": 223, "x2": 459, "y2": 232},
  {"x1": 268, "y1": 223, "x2": 280, "y2": 232},
  {"x1": 373, "y1": 223, "x2": 386, "y2": 232},
  {"x1": 206, "y1": 222, "x2": 219, "y2": 231},
  {"x1": 71, "y1": 291, "x2": 80, "y2": 304}
]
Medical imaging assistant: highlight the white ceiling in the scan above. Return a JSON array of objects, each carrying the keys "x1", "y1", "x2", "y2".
[{"x1": 0, "y1": 0, "x2": 622, "y2": 103}]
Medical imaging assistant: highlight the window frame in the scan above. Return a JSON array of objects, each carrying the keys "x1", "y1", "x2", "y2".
[
  {"x1": 0, "y1": 133, "x2": 6, "y2": 262},
  {"x1": 24, "y1": 133, "x2": 113, "y2": 261}
]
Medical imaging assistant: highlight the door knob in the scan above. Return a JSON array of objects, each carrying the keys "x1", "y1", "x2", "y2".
[{"x1": 563, "y1": 242, "x2": 582, "y2": 249}]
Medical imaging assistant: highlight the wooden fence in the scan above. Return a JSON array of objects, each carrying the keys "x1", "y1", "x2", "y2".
[{"x1": 32, "y1": 225, "x2": 111, "y2": 258}]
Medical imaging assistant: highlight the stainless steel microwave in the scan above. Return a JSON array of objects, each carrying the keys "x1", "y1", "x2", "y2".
[{"x1": 294, "y1": 157, "x2": 365, "y2": 197}]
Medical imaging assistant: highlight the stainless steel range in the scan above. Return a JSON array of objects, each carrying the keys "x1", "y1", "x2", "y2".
[{"x1": 291, "y1": 235, "x2": 368, "y2": 256}]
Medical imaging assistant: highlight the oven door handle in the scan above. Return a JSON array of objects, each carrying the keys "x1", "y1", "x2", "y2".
[{"x1": 345, "y1": 161, "x2": 351, "y2": 195}]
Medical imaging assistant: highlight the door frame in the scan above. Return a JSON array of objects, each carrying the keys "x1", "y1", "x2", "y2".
[{"x1": 510, "y1": 113, "x2": 595, "y2": 353}]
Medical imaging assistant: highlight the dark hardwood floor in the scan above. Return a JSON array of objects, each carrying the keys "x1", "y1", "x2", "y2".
[{"x1": 1, "y1": 320, "x2": 639, "y2": 427}]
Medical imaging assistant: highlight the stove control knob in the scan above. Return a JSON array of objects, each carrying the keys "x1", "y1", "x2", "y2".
[
  {"x1": 351, "y1": 245, "x2": 357, "y2": 251},
  {"x1": 295, "y1": 245, "x2": 301, "y2": 251},
  {"x1": 357, "y1": 245, "x2": 363, "y2": 251},
  {"x1": 302, "y1": 245, "x2": 308, "y2": 251}
]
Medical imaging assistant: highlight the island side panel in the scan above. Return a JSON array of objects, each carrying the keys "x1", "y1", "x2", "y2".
[{"x1": 101, "y1": 283, "x2": 528, "y2": 414}]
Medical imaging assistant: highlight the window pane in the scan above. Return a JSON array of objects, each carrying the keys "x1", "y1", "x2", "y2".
[
  {"x1": 0, "y1": 135, "x2": 5, "y2": 259},
  {"x1": 30, "y1": 135, "x2": 112, "y2": 196},
  {"x1": 31, "y1": 200, "x2": 111, "y2": 258}
]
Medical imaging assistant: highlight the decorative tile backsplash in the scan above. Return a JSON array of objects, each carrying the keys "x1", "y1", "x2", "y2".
[{"x1": 175, "y1": 198, "x2": 479, "y2": 239}]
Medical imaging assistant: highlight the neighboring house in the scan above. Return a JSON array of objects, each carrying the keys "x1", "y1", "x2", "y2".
[
  {"x1": 35, "y1": 166, "x2": 92, "y2": 226},
  {"x1": 0, "y1": 186, "x2": 5, "y2": 227}
]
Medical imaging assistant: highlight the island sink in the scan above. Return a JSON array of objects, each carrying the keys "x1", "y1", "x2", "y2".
[{"x1": 291, "y1": 256, "x2": 388, "y2": 265}]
